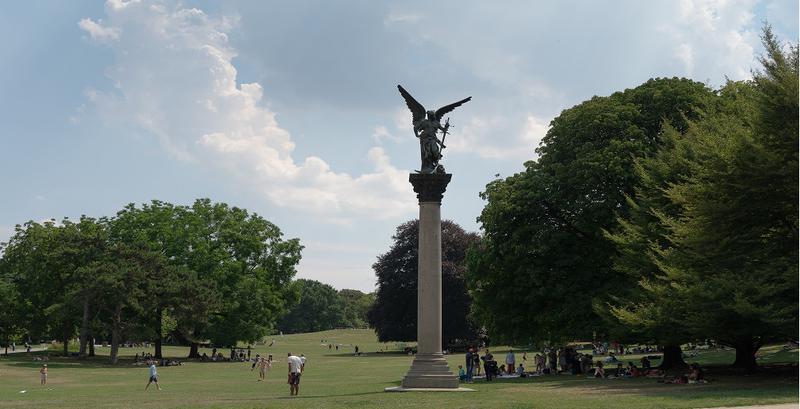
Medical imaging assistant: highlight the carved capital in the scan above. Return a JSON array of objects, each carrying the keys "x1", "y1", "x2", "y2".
[{"x1": 409, "y1": 173, "x2": 452, "y2": 203}]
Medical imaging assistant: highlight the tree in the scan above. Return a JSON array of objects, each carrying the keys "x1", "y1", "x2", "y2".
[
  {"x1": 112, "y1": 199, "x2": 302, "y2": 356},
  {"x1": 612, "y1": 28, "x2": 798, "y2": 370},
  {"x1": 467, "y1": 78, "x2": 715, "y2": 345},
  {"x1": 278, "y1": 279, "x2": 343, "y2": 333},
  {"x1": 0, "y1": 274, "x2": 21, "y2": 355},
  {"x1": 368, "y1": 220, "x2": 480, "y2": 346},
  {"x1": 338, "y1": 289, "x2": 374, "y2": 328},
  {"x1": 1, "y1": 220, "x2": 85, "y2": 355}
]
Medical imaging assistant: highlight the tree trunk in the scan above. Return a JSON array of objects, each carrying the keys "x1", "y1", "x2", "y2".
[
  {"x1": 732, "y1": 338, "x2": 759, "y2": 371},
  {"x1": 154, "y1": 307, "x2": 163, "y2": 359},
  {"x1": 188, "y1": 342, "x2": 200, "y2": 358},
  {"x1": 110, "y1": 304, "x2": 122, "y2": 364},
  {"x1": 658, "y1": 343, "x2": 687, "y2": 370},
  {"x1": 89, "y1": 336, "x2": 95, "y2": 357},
  {"x1": 78, "y1": 298, "x2": 90, "y2": 358},
  {"x1": 63, "y1": 333, "x2": 69, "y2": 356}
]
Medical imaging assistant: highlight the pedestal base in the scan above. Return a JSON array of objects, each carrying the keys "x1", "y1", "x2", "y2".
[
  {"x1": 384, "y1": 386, "x2": 474, "y2": 392},
  {"x1": 400, "y1": 353, "x2": 459, "y2": 389}
]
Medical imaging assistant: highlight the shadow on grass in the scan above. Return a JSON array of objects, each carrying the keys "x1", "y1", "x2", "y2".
[
  {"x1": 323, "y1": 352, "x2": 412, "y2": 359},
  {"x1": 467, "y1": 364, "x2": 798, "y2": 402},
  {"x1": 0, "y1": 351, "x2": 239, "y2": 369},
  {"x1": 272, "y1": 390, "x2": 386, "y2": 400}
]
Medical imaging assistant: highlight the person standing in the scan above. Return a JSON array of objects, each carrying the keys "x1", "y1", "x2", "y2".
[
  {"x1": 145, "y1": 361, "x2": 161, "y2": 391},
  {"x1": 465, "y1": 348, "x2": 474, "y2": 382},
  {"x1": 473, "y1": 349, "x2": 481, "y2": 375},
  {"x1": 300, "y1": 354, "x2": 306, "y2": 371},
  {"x1": 39, "y1": 364, "x2": 47, "y2": 385},
  {"x1": 287, "y1": 353, "x2": 303, "y2": 396},
  {"x1": 482, "y1": 349, "x2": 494, "y2": 381},
  {"x1": 505, "y1": 350, "x2": 516, "y2": 374},
  {"x1": 258, "y1": 356, "x2": 271, "y2": 381}
]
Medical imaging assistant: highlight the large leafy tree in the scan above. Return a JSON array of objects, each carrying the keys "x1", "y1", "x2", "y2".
[
  {"x1": 278, "y1": 279, "x2": 343, "y2": 333},
  {"x1": 368, "y1": 220, "x2": 480, "y2": 346},
  {"x1": 467, "y1": 78, "x2": 715, "y2": 345},
  {"x1": 1, "y1": 220, "x2": 89, "y2": 355},
  {"x1": 113, "y1": 199, "x2": 302, "y2": 356},
  {"x1": 0, "y1": 273, "x2": 21, "y2": 355},
  {"x1": 338, "y1": 289, "x2": 374, "y2": 328},
  {"x1": 612, "y1": 28, "x2": 798, "y2": 370}
]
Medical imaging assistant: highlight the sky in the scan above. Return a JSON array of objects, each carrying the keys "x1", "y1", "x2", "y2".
[{"x1": 0, "y1": 0, "x2": 797, "y2": 292}]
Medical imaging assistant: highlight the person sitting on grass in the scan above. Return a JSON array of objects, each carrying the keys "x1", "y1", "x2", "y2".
[
  {"x1": 615, "y1": 362, "x2": 626, "y2": 378},
  {"x1": 498, "y1": 364, "x2": 506, "y2": 375},
  {"x1": 640, "y1": 356, "x2": 651, "y2": 370},
  {"x1": 628, "y1": 362, "x2": 641, "y2": 377},
  {"x1": 516, "y1": 363, "x2": 526, "y2": 377},
  {"x1": 687, "y1": 363, "x2": 706, "y2": 384},
  {"x1": 458, "y1": 365, "x2": 467, "y2": 381},
  {"x1": 594, "y1": 361, "x2": 605, "y2": 378}
]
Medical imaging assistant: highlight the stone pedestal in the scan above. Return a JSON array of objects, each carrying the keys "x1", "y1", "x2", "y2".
[{"x1": 399, "y1": 173, "x2": 459, "y2": 390}]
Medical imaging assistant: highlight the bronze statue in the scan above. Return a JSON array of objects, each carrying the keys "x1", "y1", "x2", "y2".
[{"x1": 398, "y1": 85, "x2": 471, "y2": 174}]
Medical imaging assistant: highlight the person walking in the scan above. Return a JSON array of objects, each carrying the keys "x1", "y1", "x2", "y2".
[
  {"x1": 287, "y1": 353, "x2": 303, "y2": 396},
  {"x1": 258, "y1": 356, "x2": 272, "y2": 381},
  {"x1": 145, "y1": 361, "x2": 161, "y2": 391}
]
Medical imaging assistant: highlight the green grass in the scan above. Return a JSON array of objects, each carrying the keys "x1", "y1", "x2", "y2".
[{"x1": 1, "y1": 329, "x2": 797, "y2": 409}]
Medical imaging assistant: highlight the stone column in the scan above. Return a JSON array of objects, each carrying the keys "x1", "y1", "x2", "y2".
[{"x1": 400, "y1": 173, "x2": 459, "y2": 389}]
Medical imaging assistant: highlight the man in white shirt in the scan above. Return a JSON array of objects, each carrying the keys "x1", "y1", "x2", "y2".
[{"x1": 287, "y1": 353, "x2": 303, "y2": 396}]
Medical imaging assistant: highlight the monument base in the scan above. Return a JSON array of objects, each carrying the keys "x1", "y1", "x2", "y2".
[
  {"x1": 399, "y1": 353, "x2": 460, "y2": 389},
  {"x1": 384, "y1": 386, "x2": 474, "y2": 392}
]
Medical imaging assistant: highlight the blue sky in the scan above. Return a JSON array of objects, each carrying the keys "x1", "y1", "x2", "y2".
[{"x1": 1, "y1": 0, "x2": 797, "y2": 291}]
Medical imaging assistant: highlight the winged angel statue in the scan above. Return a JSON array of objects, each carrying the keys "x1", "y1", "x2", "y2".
[{"x1": 398, "y1": 85, "x2": 471, "y2": 174}]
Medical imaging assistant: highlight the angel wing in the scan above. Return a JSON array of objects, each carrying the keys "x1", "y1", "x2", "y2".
[
  {"x1": 435, "y1": 96, "x2": 472, "y2": 121},
  {"x1": 397, "y1": 85, "x2": 426, "y2": 124}
]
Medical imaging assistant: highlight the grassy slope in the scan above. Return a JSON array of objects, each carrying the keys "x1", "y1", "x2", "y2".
[{"x1": 0, "y1": 329, "x2": 797, "y2": 409}]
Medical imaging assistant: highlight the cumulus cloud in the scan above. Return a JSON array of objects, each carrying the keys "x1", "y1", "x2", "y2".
[
  {"x1": 78, "y1": 18, "x2": 120, "y2": 43},
  {"x1": 661, "y1": 0, "x2": 759, "y2": 79},
  {"x1": 79, "y1": 1, "x2": 414, "y2": 222},
  {"x1": 445, "y1": 114, "x2": 549, "y2": 160}
]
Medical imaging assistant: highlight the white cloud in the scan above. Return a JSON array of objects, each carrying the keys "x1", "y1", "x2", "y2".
[
  {"x1": 80, "y1": 1, "x2": 414, "y2": 223},
  {"x1": 78, "y1": 18, "x2": 120, "y2": 43},
  {"x1": 384, "y1": 12, "x2": 423, "y2": 25},
  {"x1": 662, "y1": 0, "x2": 759, "y2": 80},
  {"x1": 445, "y1": 114, "x2": 549, "y2": 160}
]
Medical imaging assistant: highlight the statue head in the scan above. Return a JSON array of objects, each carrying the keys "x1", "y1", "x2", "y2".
[{"x1": 426, "y1": 110, "x2": 436, "y2": 120}]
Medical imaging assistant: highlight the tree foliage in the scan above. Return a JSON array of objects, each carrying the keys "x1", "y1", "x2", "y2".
[
  {"x1": 609, "y1": 28, "x2": 798, "y2": 369},
  {"x1": 278, "y1": 279, "x2": 343, "y2": 333},
  {"x1": 368, "y1": 220, "x2": 480, "y2": 346},
  {"x1": 0, "y1": 199, "x2": 302, "y2": 362},
  {"x1": 467, "y1": 78, "x2": 716, "y2": 344}
]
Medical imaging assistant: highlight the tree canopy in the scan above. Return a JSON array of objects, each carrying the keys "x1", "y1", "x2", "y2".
[
  {"x1": 369, "y1": 219, "x2": 480, "y2": 347},
  {"x1": 467, "y1": 77, "x2": 716, "y2": 345}
]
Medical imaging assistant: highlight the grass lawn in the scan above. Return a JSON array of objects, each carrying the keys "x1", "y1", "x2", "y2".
[{"x1": 1, "y1": 329, "x2": 797, "y2": 409}]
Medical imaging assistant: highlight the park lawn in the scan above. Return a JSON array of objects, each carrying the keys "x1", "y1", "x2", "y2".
[{"x1": 0, "y1": 329, "x2": 796, "y2": 409}]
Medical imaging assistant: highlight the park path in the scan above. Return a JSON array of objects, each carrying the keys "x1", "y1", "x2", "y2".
[{"x1": 708, "y1": 404, "x2": 798, "y2": 409}]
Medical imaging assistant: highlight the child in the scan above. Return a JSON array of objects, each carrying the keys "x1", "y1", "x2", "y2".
[
  {"x1": 458, "y1": 365, "x2": 467, "y2": 381},
  {"x1": 145, "y1": 361, "x2": 161, "y2": 391},
  {"x1": 40, "y1": 364, "x2": 47, "y2": 385}
]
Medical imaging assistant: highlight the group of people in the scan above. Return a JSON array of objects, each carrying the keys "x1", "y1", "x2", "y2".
[{"x1": 460, "y1": 348, "x2": 528, "y2": 382}]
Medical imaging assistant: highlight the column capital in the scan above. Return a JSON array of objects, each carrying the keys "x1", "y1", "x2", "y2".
[{"x1": 409, "y1": 173, "x2": 452, "y2": 204}]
